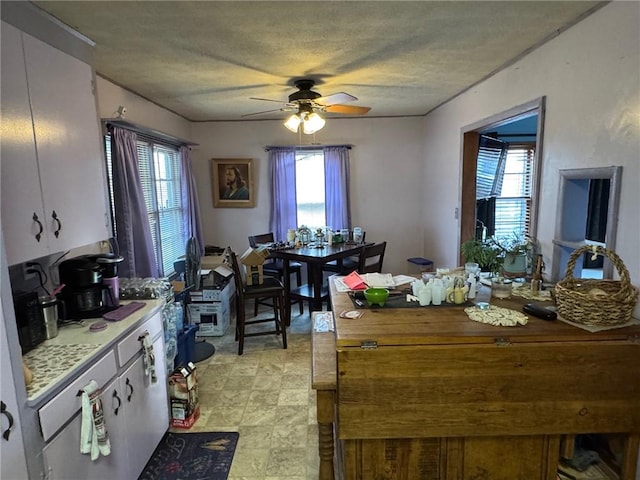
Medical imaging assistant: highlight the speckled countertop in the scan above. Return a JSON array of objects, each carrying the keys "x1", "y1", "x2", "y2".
[{"x1": 22, "y1": 299, "x2": 164, "y2": 405}]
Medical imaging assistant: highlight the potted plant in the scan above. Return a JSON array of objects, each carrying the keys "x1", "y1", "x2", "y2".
[
  {"x1": 460, "y1": 239, "x2": 503, "y2": 275},
  {"x1": 493, "y1": 233, "x2": 537, "y2": 277}
]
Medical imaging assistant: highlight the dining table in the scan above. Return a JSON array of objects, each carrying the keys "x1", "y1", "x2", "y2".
[{"x1": 269, "y1": 242, "x2": 371, "y2": 318}]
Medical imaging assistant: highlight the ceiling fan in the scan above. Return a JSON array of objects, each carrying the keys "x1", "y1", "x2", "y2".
[{"x1": 242, "y1": 79, "x2": 370, "y2": 133}]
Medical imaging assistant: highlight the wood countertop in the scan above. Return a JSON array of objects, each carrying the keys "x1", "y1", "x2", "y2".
[{"x1": 328, "y1": 277, "x2": 640, "y2": 348}]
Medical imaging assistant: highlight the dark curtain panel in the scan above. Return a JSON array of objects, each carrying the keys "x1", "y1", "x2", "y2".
[
  {"x1": 110, "y1": 126, "x2": 159, "y2": 278},
  {"x1": 583, "y1": 179, "x2": 610, "y2": 268},
  {"x1": 476, "y1": 196, "x2": 496, "y2": 240}
]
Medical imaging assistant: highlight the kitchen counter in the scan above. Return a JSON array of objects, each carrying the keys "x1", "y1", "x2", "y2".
[{"x1": 22, "y1": 299, "x2": 165, "y2": 406}]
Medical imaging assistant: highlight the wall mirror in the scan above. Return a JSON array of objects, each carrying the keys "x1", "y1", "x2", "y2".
[{"x1": 552, "y1": 166, "x2": 622, "y2": 281}]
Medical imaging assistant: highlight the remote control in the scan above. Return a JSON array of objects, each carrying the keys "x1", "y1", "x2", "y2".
[{"x1": 523, "y1": 303, "x2": 557, "y2": 321}]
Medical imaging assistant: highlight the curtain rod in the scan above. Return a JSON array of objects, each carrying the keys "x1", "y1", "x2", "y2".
[
  {"x1": 264, "y1": 144, "x2": 352, "y2": 151},
  {"x1": 103, "y1": 118, "x2": 199, "y2": 147}
]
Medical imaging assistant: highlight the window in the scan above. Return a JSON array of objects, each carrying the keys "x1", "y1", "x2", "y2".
[
  {"x1": 494, "y1": 144, "x2": 534, "y2": 239},
  {"x1": 105, "y1": 134, "x2": 185, "y2": 276},
  {"x1": 475, "y1": 136, "x2": 534, "y2": 240},
  {"x1": 295, "y1": 150, "x2": 326, "y2": 228}
]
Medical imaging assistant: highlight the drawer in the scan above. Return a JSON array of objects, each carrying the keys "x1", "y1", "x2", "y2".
[
  {"x1": 39, "y1": 350, "x2": 117, "y2": 442},
  {"x1": 116, "y1": 310, "x2": 163, "y2": 368}
]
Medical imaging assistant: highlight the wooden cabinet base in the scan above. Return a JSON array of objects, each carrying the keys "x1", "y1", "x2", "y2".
[{"x1": 341, "y1": 435, "x2": 560, "y2": 480}]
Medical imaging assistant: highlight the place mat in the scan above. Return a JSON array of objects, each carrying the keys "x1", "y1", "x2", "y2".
[
  {"x1": 511, "y1": 283, "x2": 553, "y2": 302},
  {"x1": 557, "y1": 314, "x2": 640, "y2": 332},
  {"x1": 349, "y1": 291, "x2": 473, "y2": 309},
  {"x1": 464, "y1": 305, "x2": 529, "y2": 326},
  {"x1": 139, "y1": 431, "x2": 239, "y2": 480}
]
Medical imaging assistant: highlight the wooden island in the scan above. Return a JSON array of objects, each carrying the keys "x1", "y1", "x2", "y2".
[{"x1": 311, "y1": 278, "x2": 640, "y2": 479}]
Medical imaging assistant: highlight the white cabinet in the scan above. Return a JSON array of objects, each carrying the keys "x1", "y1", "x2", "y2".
[
  {"x1": 1, "y1": 297, "x2": 29, "y2": 480},
  {"x1": 0, "y1": 21, "x2": 110, "y2": 266},
  {"x1": 42, "y1": 314, "x2": 168, "y2": 480}
]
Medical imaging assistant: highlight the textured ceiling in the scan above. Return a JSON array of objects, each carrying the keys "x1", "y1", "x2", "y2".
[{"x1": 33, "y1": 1, "x2": 603, "y2": 122}]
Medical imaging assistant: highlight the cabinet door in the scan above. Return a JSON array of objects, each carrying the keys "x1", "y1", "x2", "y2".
[
  {"x1": 43, "y1": 376, "x2": 129, "y2": 480},
  {"x1": 22, "y1": 32, "x2": 110, "y2": 253},
  {"x1": 1, "y1": 299, "x2": 29, "y2": 479},
  {"x1": 0, "y1": 22, "x2": 50, "y2": 264},
  {"x1": 122, "y1": 336, "x2": 169, "y2": 478}
]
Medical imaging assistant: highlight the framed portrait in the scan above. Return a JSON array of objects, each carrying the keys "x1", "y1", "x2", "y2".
[{"x1": 211, "y1": 158, "x2": 255, "y2": 208}]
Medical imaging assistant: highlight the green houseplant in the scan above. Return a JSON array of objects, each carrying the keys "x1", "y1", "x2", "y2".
[
  {"x1": 493, "y1": 233, "x2": 537, "y2": 277},
  {"x1": 460, "y1": 239, "x2": 503, "y2": 274}
]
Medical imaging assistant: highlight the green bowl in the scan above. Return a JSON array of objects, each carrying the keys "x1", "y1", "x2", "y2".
[{"x1": 364, "y1": 288, "x2": 389, "y2": 307}]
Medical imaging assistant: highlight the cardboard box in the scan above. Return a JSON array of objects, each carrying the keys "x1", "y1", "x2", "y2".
[
  {"x1": 239, "y1": 246, "x2": 269, "y2": 265},
  {"x1": 200, "y1": 254, "x2": 226, "y2": 270},
  {"x1": 244, "y1": 264, "x2": 264, "y2": 285},
  {"x1": 169, "y1": 363, "x2": 199, "y2": 429},
  {"x1": 191, "y1": 276, "x2": 236, "y2": 302},
  {"x1": 188, "y1": 300, "x2": 230, "y2": 336}
]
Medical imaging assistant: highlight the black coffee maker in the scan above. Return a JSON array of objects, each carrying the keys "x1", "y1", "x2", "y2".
[{"x1": 58, "y1": 256, "x2": 115, "y2": 319}]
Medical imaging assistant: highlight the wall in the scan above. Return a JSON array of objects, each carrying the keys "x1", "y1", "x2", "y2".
[
  {"x1": 189, "y1": 117, "x2": 425, "y2": 273},
  {"x1": 96, "y1": 76, "x2": 192, "y2": 140},
  {"x1": 422, "y1": 2, "x2": 639, "y2": 306}
]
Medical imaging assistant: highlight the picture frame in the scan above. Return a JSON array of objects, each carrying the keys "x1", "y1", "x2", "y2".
[{"x1": 211, "y1": 158, "x2": 255, "y2": 208}]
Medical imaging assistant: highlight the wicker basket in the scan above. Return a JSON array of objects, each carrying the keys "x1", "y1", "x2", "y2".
[{"x1": 555, "y1": 245, "x2": 638, "y2": 326}]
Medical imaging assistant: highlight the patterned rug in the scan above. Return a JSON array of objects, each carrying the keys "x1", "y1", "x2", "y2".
[{"x1": 138, "y1": 431, "x2": 239, "y2": 480}]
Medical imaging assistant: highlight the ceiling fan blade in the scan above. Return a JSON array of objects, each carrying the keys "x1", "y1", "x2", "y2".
[
  {"x1": 324, "y1": 104, "x2": 371, "y2": 115},
  {"x1": 315, "y1": 92, "x2": 357, "y2": 106},
  {"x1": 250, "y1": 97, "x2": 286, "y2": 104},
  {"x1": 241, "y1": 107, "x2": 286, "y2": 118}
]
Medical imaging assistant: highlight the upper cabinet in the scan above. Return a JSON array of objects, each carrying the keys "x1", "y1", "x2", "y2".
[{"x1": 1, "y1": 22, "x2": 110, "y2": 265}]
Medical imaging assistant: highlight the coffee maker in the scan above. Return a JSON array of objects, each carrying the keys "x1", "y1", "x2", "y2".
[
  {"x1": 87, "y1": 253, "x2": 124, "y2": 308},
  {"x1": 58, "y1": 256, "x2": 115, "y2": 319}
]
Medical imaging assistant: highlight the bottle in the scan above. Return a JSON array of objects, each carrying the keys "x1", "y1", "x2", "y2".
[
  {"x1": 531, "y1": 254, "x2": 543, "y2": 294},
  {"x1": 328, "y1": 229, "x2": 333, "y2": 246},
  {"x1": 467, "y1": 274, "x2": 477, "y2": 299}
]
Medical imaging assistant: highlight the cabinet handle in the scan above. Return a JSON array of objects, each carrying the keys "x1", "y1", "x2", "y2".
[
  {"x1": 1, "y1": 400, "x2": 14, "y2": 441},
  {"x1": 126, "y1": 378, "x2": 134, "y2": 402},
  {"x1": 51, "y1": 210, "x2": 62, "y2": 238},
  {"x1": 112, "y1": 390, "x2": 122, "y2": 416},
  {"x1": 32, "y1": 213, "x2": 43, "y2": 242}
]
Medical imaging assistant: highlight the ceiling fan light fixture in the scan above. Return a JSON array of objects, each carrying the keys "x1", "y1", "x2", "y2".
[
  {"x1": 284, "y1": 114, "x2": 302, "y2": 132},
  {"x1": 302, "y1": 112, "x2": 325, "y2": 134}
]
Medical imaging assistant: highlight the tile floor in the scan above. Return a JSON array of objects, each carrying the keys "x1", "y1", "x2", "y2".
[{"x1": 179, "y1": 304, "x2": 320, "y2": 480}]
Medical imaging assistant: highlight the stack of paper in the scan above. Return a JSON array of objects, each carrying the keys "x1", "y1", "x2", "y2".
[{"x1": 362, "y1": 273, "x2": 395, "y2": 288}]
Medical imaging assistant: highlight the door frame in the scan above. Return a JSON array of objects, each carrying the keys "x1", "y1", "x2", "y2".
[{"x1": 459, "y1": 97, "x2": 546, "y2": 264}]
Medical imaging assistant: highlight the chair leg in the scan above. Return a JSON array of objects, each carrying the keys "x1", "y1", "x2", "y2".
[
  {"x1": 278, "y1": 292, "x2": 287, "y2": 349},
  {"x1": 254, "y1": 298, "x2": 259, "y2": 316},
  {"x1": 295, "y1": 269, "x2": 303, "y2": 314},
  {"x1": 237, "y1": 300, "x2": 246, "y2": 356}
]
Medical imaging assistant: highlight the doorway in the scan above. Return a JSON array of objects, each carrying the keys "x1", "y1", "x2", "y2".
[{"x1": 459, "y1": 97, "x2": 546, "y2": 263}]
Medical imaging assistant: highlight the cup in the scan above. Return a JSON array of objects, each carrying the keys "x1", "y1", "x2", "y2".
[
  {"x1": 491, "y1": 277, "x2": 512, "y2": 299},
  {"x1": 447, "y1": 287, "x2": 467, "y2": 304},
  {"x1": 353, "y1": 227, "x2": 363, "y2": 243},
  {"x1": 39, "y1": 296, "x2": 59, "y2": 339},
  {"x1": 465, "y1": 262, "x2": 480, "y2": 276}
]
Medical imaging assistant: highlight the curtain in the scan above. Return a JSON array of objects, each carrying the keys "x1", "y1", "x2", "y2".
[
  {"x1": 268, "y1": 147, "x2": 297, "y2": 241},
  {"x1": 110, "y1": 126, "x2": 159, "y2": 278},
  {"x1": 323, "y1": 146, "x2": 351, "y2": 230},
  {"x1": 180, "y1": 146, "x2": 204, "y2": 257}
]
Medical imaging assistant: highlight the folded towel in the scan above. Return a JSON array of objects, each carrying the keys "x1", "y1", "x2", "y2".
[
  {"x1": 79, "y1": 380, "x2": 111, "y2": 461},
  {"x1": 141, "y1": 332, "x2": 157, "y2": 383}
]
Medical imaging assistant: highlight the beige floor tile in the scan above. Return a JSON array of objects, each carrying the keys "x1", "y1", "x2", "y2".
[{"x1": 192, "y1": 306, "x2": 323, "y2": 479}]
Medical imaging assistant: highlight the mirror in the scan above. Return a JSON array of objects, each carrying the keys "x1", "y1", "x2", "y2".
[{"x1": 552, "y1": 166, "x2": 622, "y2": 281}]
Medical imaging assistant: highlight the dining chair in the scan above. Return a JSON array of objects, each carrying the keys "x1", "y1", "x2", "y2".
[
  {"x1": 358, "y1": 241, "x2": 387, "y2": 273},
  {"x1": 228, "y1": 248, "x2": 287, "y2": 355},
  {"x1": 322, "y1": 231, "x2": 367, "y2": 275},
  {"x1": 248, "y1": 233, "x2": 304, "y2": 315}
]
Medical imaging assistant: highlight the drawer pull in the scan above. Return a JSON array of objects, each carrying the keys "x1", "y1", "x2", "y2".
[
  {"x1": 1, "y1": 401, "x2": 14, "y2": 441},
  {"x1": 126, "y1": 378, "x2": 134, "y2": 402},
  {"x1": 112, "y1": 390, "x2": 122, "y2": 416},
  {"x1": 51, "y1": 210, "x2": 62, "y2": 238},
  {"x1": 32, "y1": 212, "x2": 43, "y2": 242}
]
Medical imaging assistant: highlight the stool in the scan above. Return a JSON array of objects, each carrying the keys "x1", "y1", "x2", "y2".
[{"x1": 407, "y1": 257, "x2": 434, "y2": 273}]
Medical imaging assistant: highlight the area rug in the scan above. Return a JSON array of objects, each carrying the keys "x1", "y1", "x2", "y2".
[{"x1": 138, "y1": 431, "x2": 239, "y2": 480}]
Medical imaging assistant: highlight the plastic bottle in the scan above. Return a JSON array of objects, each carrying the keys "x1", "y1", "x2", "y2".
[{"x1": 467, "y1": 274, "x2": 477, "y2": 299}]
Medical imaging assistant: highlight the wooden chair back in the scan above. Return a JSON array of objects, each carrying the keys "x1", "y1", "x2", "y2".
[{"x1": 358, "y1": 241, "x2": 387, "y2": 273}]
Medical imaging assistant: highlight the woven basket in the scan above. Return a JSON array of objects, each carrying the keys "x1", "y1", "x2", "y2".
[{"x1": 555, "y1": 245, "x2": 638, "y2": 326}]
